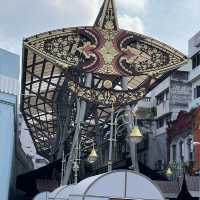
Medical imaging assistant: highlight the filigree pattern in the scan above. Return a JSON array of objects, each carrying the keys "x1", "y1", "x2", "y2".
[
  {"x1": 67, "y1": 79, "x2": 148, "y2": 106},
  {"x1": 25, "y1": 27, "x2": 186, "y2": 78}
]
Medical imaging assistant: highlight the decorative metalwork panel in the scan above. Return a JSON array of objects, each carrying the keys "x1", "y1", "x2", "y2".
[
  {"x1": 25, "y1": 27, "x2": 186, "y2": 77},
  {"x1": 24, "y1": 25, "x2": 186, "y2": 106},
  {"x1": 66, "y1": 74, "x2": 150, "y2": 106}
]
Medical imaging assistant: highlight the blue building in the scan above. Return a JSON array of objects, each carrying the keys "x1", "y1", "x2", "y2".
[{"x1": 0, "y1": 48, "x2": 20, "y2": 200}]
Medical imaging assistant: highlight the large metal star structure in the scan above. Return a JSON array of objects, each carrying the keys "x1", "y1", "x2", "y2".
[{"x1": 21, "y1": 0, "x2": 187, "y2": 158}]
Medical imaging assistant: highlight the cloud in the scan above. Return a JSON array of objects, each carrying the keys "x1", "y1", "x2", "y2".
[
  {"x1": 47, "y1": 0, "x2": 101, "y2": 25},
  {"x1": 0, "y1": 0, "x2": 147, "y2": 55},
  {"x1": 117, "y1": 0, "x2": 147, "y2": 14},
  {"x1": 119, "y1": 15, "x2": 144, "y2": 33}
]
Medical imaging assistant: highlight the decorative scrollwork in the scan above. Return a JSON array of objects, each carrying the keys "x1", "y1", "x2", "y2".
[
  {"x1": 66, "y1": 74, "x2": 150, "y2": 106},
  {"x1": 25, "y1": 27, "x2": 186, "y2": 79}
]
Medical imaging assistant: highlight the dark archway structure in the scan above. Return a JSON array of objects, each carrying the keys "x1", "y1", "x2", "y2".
[
  {"x1": 177, "y1": 176, "x2": 198, "y2": 200},
  {"x1": 21, "y1": 0, "x2": 187, "y2": 184}
]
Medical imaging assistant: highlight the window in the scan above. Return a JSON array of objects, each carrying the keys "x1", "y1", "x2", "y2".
[
  {"x1": 155, "y1": 160, "x2": 164, "y2": 170},
  {"x1": 156, "y1": 89, "x2": 169, "y2": 105},
  {"x1": 172, "y1": 71, "x2": 189, "y2": 81},
  {"x1": 157, "y1": 117, "x2": 164, "y2": 128},
  {"x1": 166, "y1": 89, "x2": 169, "y2": 100},
  {"x1": 179, "y1": 141, "x2": 184, "y2": 162},
  {"x1": 187, "y1": 138, "x2": 193, "y2": 161},
  {"x1": 166, "y1": 114, "x2": 171, "y2": 123},
  {"x1": 192, "y1": 51, "x2": 200, "y2": 69},
  {"x1": 194, "y1": 85, "x2": 200, "y2": 99},
  {"x1": 156, "y1": 92, "x2": 165, "y2": 105},
  {"x1": 172, "y1": 144, "x2": 176, "y2": 162}
]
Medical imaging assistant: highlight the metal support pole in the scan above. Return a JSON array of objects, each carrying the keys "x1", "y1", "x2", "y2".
[
  {"x1": 62, "y1": 100, "x2": 81, "y2": 185},
  {"x1": 122, "y1": 77, "x2": 139, "y2": 171},
  {"x1": 108, "y1": 103, "x2": 114, "y2": 172},
  {"x1": 73, "y1": 142, "x2": 79, "y2": 184},
  {"x1": 60, "y1": 151, "x2": 65, "y2": 186},
  {"x1": 62, "y1": 73, "x2": 92, "y2": 185}
]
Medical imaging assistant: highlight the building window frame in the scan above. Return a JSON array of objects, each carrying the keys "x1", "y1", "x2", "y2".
[
  {"x1": 157, "y1": 117, "x2": 164, "y2": 128},
  {"x1": 172, "y1": 144, "x2": 177, "y2": 162},
  {"x1": 179, "y1": 140, "x2": 184, "y2": 163},
  {"x1": 192, "y1": 51, "x2": 200, "y2": 69},
  {"x1": 194, "y1": 85, "x2": 200, "y2": 99},
  {"x1": 187, "y1": 138, "x2": 193, "y2": 162}
]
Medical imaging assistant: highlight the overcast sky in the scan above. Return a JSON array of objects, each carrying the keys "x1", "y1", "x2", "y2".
[{"x1": 0, "y1": 0, "x2": 200, "y2": 56}]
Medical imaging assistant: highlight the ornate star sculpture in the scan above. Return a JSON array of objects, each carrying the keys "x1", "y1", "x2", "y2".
[{"x1": 24, "y1": 0, "x2": 187, "y2": 106}]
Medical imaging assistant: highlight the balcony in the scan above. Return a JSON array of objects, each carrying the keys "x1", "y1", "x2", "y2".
[
  {"x1": 189, "y1": 65, "x2": 200, "y2": 82},
  {"x1": 137, "y1": 97, "x2": 153, "y2": 108},
  {"x1": 156, "y1": 125, "x2": 168, "y2": 136},
  {"x1": 156, "y1": 100, "x2": 170, "y2": 118}
]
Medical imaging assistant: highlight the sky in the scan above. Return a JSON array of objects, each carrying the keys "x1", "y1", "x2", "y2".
[{"x1": 0, "y1": 0, "x2": 200, "y2": 56}]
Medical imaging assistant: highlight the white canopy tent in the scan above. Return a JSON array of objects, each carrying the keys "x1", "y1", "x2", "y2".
[
  {"x1": 48, "y1": 185, "x2": 75, "y2": 200},
  {"x1": 69, "y1": 170, "x2": 164, "y2": 200},
  {"x1": 34, "y1": 170, "x2": 165, "y2": 200},
  {"x1": 33, "y1": 192, "x2": 50, "y2": 200}
]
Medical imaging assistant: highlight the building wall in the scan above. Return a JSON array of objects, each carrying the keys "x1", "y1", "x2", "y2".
[
  {"x1": 0, "y1": 48, "x2": 20, "y2": 79},
  {"x1": 170, "y1": 135, "x2": 193, "y2": 164},
  {"x1": 167, "y1": 109, "x2": 200, "y2": 175},
  {"x1": 0, "y1": 94, "x2": 17, "y2": 200},
  {"x1": 0, "y1": 75, "x2": 19, "y2": 95},
  {"x1": 189, "y1": 30, "x2": 200, "y2": 110},
  {"x1": 0, "y1": 48, "x2": 20, "y2": 200},
  {"x1": 137, "y1": 62, "x2": 192, "y2": 170},
  {"x1": 10, "y1": 113, "x2": 34, "y2": 200},
  {"x1": 188, "y1": 30, "x2": 200, "y2": 58},
  {"x1": 190, "y1": 78, "x2": 200, "y2": 109},
  {"x1": 170, "y1": 78, "x2": 192, "y2": 118},
  {"x1": 192, "y1": 108, "x2": 200, "y2": 173},
  {"x1": 0, "y1": 48, "x2": 32, "y2": 200}
]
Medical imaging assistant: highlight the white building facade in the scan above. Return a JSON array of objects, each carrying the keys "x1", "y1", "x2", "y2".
[
  {"x1": 0, "y1": 48, "x2": 34, "y2": 200},
  {"x1": 189, "y1": 30, "x2": 200, "y2": 109},
  {"x1": 137, "y1": 62, "x2": 192, "y2": 170}
]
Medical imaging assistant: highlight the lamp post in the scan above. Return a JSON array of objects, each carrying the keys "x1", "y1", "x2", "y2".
[
  {"x1": 88, "y1": 142, "x2": 98, "y2": 164},
  {"x1": 108, "y1": 106, "x2": 143, "y2": 172},
  {"x1": 73, "y1": 142, "x2": 81, "y2": 184}
]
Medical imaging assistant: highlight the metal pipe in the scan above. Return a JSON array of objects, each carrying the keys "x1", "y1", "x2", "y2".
[
  {"x1": 62, "y1": 100, "x2": 81, "y2": 185},
  {"x1": 62, "y1": 73, "x2": 92, "y2": 185},
  {"x1": 73, "y1": 142, "x2": 79, "y2": 184}
]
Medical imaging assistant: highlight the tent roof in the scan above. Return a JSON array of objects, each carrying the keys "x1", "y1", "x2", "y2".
[{"x1": 69, "y1": 170, "x2": 165, "y2": 199}]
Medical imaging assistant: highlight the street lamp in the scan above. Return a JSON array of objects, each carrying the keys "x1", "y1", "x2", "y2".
[
  {"x1": 88, "y1": 143, "x2": 98, "y2": 164},
  {"x1": 166, "y1": 166, "x2": 173, "y2": 177},
  {"x1": 73, "y1": 161, "x2": 80, "y2": 184},
  {"x1": 108, "y1": 105, "x2": 143, "y2": 172},
  {"x1": 128, "y1": 125, "x2": 143, "y2": 144}
]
